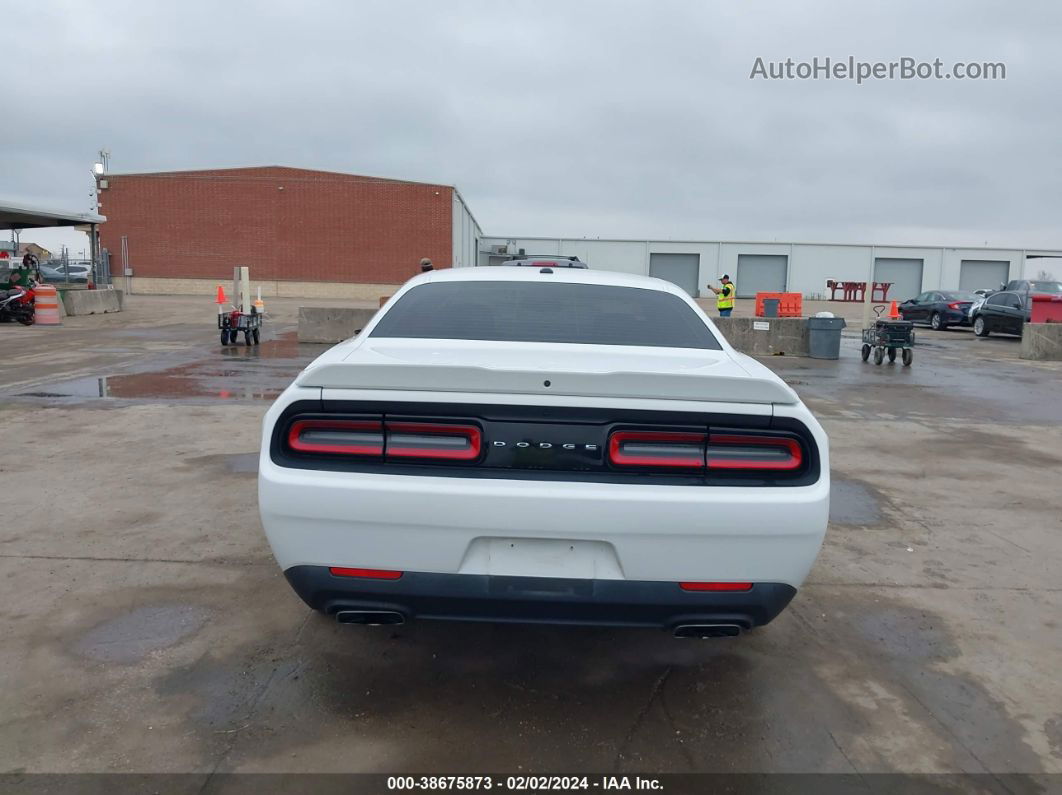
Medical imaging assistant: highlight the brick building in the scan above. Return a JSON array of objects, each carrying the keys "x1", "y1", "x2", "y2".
[{"x1": 97, "y1": 166, "x2": 482, "y2": 296}]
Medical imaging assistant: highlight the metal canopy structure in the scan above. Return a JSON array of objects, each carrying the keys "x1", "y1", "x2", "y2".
[{"x1": 0, "y1": 200, "x2": 105, "y2": 230}]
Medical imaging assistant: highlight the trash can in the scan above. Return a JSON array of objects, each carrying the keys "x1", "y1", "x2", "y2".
[
  {"x1": 762, "y1": 298, "x2": 780, "y2": 318},
  {"x1": 807, "y1": 316, "x2": 847, "y2": 359}
]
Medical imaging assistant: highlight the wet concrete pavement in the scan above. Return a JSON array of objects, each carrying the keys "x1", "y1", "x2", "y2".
[{"x1": 0, "y1": 295, "x2": 1060, "y2": 782}]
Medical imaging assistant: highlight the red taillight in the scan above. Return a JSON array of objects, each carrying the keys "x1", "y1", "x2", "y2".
[
  {"x1": 287, "y1": 418, "x2": 481, "y2": 461},
  {"x1": 680, "y1": 581, "x2": 753, "y2": 592},
  {"x1": 288, "y1": 419, "x2": 384, "y2": 456},
  {"x1": 608, "y1": 430, "x2": 707, "y2": 468},
  {"x1": 385, "y1": 422, "x2": 481, "y2": 461},
  {"x1": 328, "y1": 567, "x2": 403, "y2": 580},
  {"x1": 706, "y1": 434, "x2": 802, "y2": 471},
  {"x1": 948, "y1": 302, "x2": 961, "y2": 310}
]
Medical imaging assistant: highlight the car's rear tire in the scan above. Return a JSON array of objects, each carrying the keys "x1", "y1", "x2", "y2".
[
  {"x1": 930, "y1": 312, "x2": 945, "y2": 331},
  {"x1": 974, "y1": 316, "x2": 989, "y2": 337}
]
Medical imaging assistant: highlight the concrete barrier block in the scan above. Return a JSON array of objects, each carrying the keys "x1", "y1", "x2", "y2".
[
  {"x1": 298, "y1": 306, "x2": 378, "y2": 344},
  {"x1": 1020, "y1": 322, "x2": 1062, "y2": 361},
  {"x1": 713, "y1": 317, "x2": 809, "y2": 356},
  {"x1": 61, "y1": 289, "x2": 123, "y2": 316}
]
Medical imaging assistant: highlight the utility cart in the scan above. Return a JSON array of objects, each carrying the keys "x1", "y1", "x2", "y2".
[
  {"x1": 219, "y1": 305, "x2": 261, "y2": 346},
  {"x1": 861, "y1": 305, "x2": 914, "y2": 366},
  {"x1": 216, "y1": 265, "x2": 265, "y2": 346}
]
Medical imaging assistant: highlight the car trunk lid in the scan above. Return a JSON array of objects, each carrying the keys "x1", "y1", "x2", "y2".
[{"x1": 296, "y1": 338, "x2": 797, "y2": 405}]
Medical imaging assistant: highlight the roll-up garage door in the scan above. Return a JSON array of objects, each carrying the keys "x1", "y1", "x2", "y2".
[
  {"x1": 649, "y1": 253, "x2": 701, "y2": 297},
  {"x1": 874, "y1": 258, "x2": 924, "y2": 302},
  {"x1": 959, "y1": 260, "x2": 1009, "y2": 291},
  {"x1": 735, "y1": 254, "x2": 787, "y2": 297}
]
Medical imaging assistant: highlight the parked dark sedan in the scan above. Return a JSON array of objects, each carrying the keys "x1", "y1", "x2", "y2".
[
  {"x1": 898, "y1": 290, "x2": 978, "y2": 330},
  {"x1": 972, "y1": 291, "x2": 1029, "y2": 337}
]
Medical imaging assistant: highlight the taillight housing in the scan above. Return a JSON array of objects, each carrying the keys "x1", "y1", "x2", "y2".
[
  {"x1": 609, "y1": 430, "x2": 707, "y2": 468},
  {"x1": 948, "y1": 302, "x2": 961, "y2": 310},
  {"x1": 287, "y1": 418, "x2": 384, "y2": 456},
  {"x1": 385, "y1": 422, "x2": 481, "y2": 461},
  {"x1": 284, "y1": 416, "x2": 481, "y2": 462},
  {"x1": 607, "y1": 428, "x2": 804, "y2": 475},
  {"x1": 706, "y1": 433, "x2": 802, "y2": 471}
]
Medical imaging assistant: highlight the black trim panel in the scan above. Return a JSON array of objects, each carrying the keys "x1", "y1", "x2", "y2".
[
  {"x1": 284, "y1": 566, "x2": 797, "y2": 629},
  {"x1": 269, "y1": 400, "x2": 820, "y2": 487}
]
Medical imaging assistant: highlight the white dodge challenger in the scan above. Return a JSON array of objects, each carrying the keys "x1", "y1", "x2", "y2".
[{"x1": 258, "y1": 266, "x2": 829, "y2": 637}]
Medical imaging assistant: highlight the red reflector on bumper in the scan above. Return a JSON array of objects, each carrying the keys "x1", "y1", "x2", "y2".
[
  {"x1": 328, "y1": 567, "x2": 403, "y2": 580},
  {"x1": 680, "y1": 581, "x2": 753, "y2": 592}
]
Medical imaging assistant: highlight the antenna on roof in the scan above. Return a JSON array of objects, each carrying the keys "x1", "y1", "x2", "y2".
[{"x1": 94, "y1": 148, "x2": 111, "y2": 175}]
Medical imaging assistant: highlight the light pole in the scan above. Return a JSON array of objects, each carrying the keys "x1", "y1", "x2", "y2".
[{"x1": 90, "y1": 149, "x2": 109, "y2": 284}]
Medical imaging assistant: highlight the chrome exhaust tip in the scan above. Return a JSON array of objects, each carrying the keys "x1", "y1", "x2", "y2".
[
  {"x1": 673, "y1": 623, "x2": 743, "y2": 639},
  {"x1": 335, "y1": 610, "x2": 406, "y2": 626}
]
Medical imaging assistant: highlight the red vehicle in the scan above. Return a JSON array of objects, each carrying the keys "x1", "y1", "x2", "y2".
[{"x1": 0, "y1": 285, "x2": 35, "y2": 325}]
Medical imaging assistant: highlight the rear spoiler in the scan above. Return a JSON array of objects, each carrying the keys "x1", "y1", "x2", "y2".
[{"x1": 296, "y1": 362, "x2": 798, "y2": 405}]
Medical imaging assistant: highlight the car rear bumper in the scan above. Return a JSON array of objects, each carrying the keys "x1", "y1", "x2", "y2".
[
  {"x1": 284, "y1": 565, "x2": 797, "y2": 630},
  {"x1": 259, "y1": 462, "x2": 829, "y2": 587},
  {"x1": 945, "y1": 311, "x2": 970, "y2": 325}
]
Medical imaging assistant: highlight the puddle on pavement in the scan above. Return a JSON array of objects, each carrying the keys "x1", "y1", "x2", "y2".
[
  {"x1": 74, "y1": 605, "x2": 209, "y2": 664},
  {"x1": 16, "y1": 335, "x2": 312, "y2": 402},
  {"x1": 219, "y1": 335, "x2": 303, "y2": 358},
  {"x1": 829, "y1": 479, "x2": 883, "y2": 525},
  {"x1": 183, "y1": 451, "x2": 259, "y2": 475},
  {"x1": 226, "y1": 452, "x2": 259, "y2": 473},
  {"x1": 21, "y1": 372, "x2": 283, "y2": 401}
]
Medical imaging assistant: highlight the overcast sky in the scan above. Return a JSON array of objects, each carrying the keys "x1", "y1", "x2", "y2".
[{"x1": 3, "y1": 0, "x2": 1060, "y2": 255}]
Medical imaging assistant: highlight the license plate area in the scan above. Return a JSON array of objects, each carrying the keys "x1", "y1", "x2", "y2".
[{"x1": 458, "y1": 538, "x2": 624, "y2": 580}]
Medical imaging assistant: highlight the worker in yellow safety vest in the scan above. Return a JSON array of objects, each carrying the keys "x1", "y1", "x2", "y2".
[{"x1": 709, "y1": 274, "x2": 736, "y2": 316}]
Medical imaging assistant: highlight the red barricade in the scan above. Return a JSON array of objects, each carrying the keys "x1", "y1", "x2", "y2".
[
  {"x1": 755, "y1": 292, "x2": 803, "y2": 317},
  {"x1": 1030, "y1": 294, "x2": 1062, "y2": 324}
]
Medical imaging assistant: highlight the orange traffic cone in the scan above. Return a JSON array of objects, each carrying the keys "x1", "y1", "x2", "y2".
[
  {"x1": 887, "y1": 300, "x2": 899, "y2": 319},
  {"x1": 215, "y1": 285, "x2": 227, "y2": 305}
]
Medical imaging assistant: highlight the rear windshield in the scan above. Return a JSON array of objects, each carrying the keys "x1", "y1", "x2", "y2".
[{"x1": 371, "y1": 281, "x2": 723, "y2": 350}]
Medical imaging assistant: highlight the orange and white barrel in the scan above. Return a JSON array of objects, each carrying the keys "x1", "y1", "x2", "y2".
[{"x1": 33, "y1": 284, "x2": 62, "y2": 326}]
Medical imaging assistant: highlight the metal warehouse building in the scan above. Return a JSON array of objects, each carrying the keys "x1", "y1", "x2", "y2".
[
  {"x1": 474, "y1": 237, "x2": 1062, "y2": 301},
  {"x1": 98, "y1": 166, "x2": 481, "y2": 298}
]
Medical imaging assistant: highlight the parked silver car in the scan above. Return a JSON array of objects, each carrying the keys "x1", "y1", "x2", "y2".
[{"x1": 39, "y1": 263, "x2": 91, "y2": 283}]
